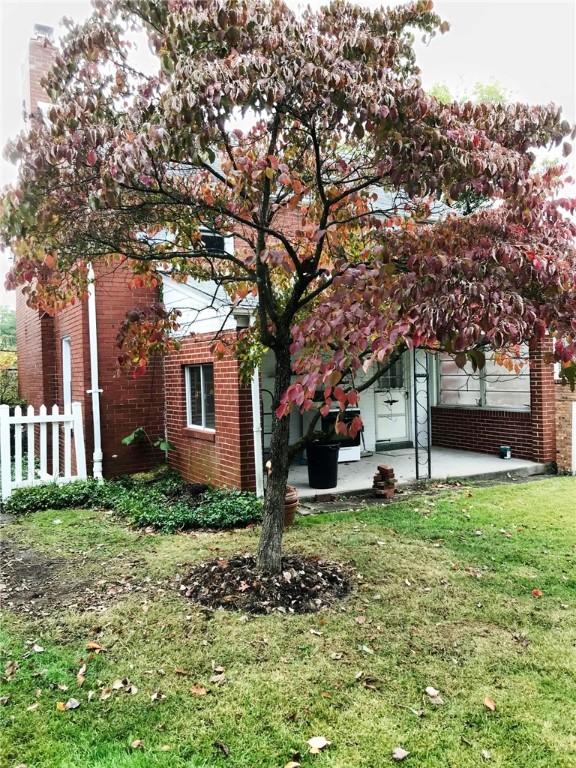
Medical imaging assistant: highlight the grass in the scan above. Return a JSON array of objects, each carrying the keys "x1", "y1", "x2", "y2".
[{"x1": 1, "y1": 476, "x2": 575, "y2": 768}]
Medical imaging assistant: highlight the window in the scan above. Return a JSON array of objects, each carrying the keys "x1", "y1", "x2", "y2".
[
  {"x1": 185, "y1": 364, "x2": 215, "y2": 430},
  {"x1": 376, "y1": 357, "x2": 405, "y2": 390},
  {"x1": 438, "y1": 347, "x2": 530, "y2": 411},
  {"x1": 201, "y1": 233, "x2": 226, "y2": 254},
  {"x1": 61, "y1": 337, "x2": 72, "y2": 413}
]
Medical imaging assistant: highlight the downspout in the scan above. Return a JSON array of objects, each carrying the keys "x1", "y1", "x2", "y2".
[
  {"x1": 251, "y1": 364, "x2": 265, "y2": 498},
  {"x1": 86, "y1": 264, "x2": 103, "y2": 480}
]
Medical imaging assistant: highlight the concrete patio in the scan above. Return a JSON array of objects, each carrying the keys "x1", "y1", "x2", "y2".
[{"x1": 289, "y1": 447, "x2": 548, "y2": 500}]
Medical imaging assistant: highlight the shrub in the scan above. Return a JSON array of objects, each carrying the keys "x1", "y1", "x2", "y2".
[
  {"x1": 4, "y1": 480, "x2": 108, "y2": 515},
  {"x1": 194, "y1": 489, "x2": 263, "y2": 529},
  {"x1": 3, "y1": 472, "x2": 262, "y2": 533}
]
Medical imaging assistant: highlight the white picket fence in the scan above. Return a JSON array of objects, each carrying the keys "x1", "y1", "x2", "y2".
[{"x1": 0, "y1": 402, "x2": 87, "y2": 501}]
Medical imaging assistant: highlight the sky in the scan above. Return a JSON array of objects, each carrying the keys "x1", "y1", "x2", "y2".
[{"x1": 0, "y1": 0, "x2": 575, "y2": 309}]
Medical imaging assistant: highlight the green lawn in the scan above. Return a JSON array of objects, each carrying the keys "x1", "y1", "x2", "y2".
[{"x1": 1, "y1": 477, "x2": 575, "y2": 768}]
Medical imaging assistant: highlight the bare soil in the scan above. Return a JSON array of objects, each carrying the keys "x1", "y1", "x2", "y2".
[{"x1": 0, "y1": 538, "x2": 163, "y2": 617}]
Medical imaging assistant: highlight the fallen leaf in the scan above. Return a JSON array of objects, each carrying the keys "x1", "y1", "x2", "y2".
[
  {"x1": 425, "y1": 686, "x2": 444, "y2": 705},
  {"x1": 26, "y1": 703, "x2": 39, "y2": 711},
  {"x1": 213, "y1": 740, "x2": 230, "y2": 757},
  {"x1": 284, "y1": 762, "x2": 301, "y2": 768},
  {"x1": 355, "y1": 616, "x2": 366, "y2": 625},
  {"x1": 481, "y1": 749, "x2": 492, "y2": 761},
  {"x1": 329, "y1": 652, "x2": 343, "y2": 660},
  {"x1": 56, "y1": 701, "x2": 66, "y2": 711},
  {"x1": 99, "y1": 687, "x2": 112, "y2": 701},
  {"x1": 392, "y1": 746, "x2": 410, "y2": 761},
  {"x1": 131, "y1": 739, "x2": 144, "y2": 749},
  {"x1": 85, "y1": 641, "x2": 106, "y2": 653},
  {"x1": 87, "y1": 690, "x2": 95, "y2": 702},
  {"x1": 65, "y1": 698, "x2": 80, "y2": 710},
  {"x1": 125, "y1": 684, "x2": 138, "y2": 695},
  {"x1": 32, "y1": 643, "x2": 44, "y2": 653},
  {"x1": 209, "y1": 673, "x2": 227, "y2": 684},
  {"x1": 0, "y1": 696, "x2": 10, "y2": 706},
  {"x1": 483, "y1": 696, "x2": 496, "y2": 712},
  {"x1": 307, "y1": 736, "x2": 330, "y2": 754},
  {"x1": 150, "y1": 690, "x2": 166, "y2": 702},
  {"x1": 174, "y1": 668, "x2": 190, "y2": 676},
  {"x1": 4, "y1": 660, "x2": 18, "y2": 680},
  {"x1": 111, "y1": 679, "x2": 125, "y2": 690},
  {"x1": 359, "y1": 644, "x2": 374, "y2": 655},
  {"x1": 191, "y1": 685, "x2": 208, "y2": 696},
  {"x1": 76, "y1": 664, "x2": 87, "y2": 687},
  {"x1": 531, "y1": 588, "x2": 543, "y2": 598},
  {"x1": 309, "y1": 629, "x2": 323, "y2": 636},
  {"x1": 57, "y1": 684, "x2": 69, "y2": 692}
]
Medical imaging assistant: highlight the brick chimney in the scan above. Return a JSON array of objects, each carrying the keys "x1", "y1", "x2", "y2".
[{"x1": 23, "y1": 24, "x2": 55, "y2": 114}]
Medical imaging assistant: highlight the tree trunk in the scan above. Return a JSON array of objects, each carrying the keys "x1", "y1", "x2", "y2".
[{"x1": 257, "y1": 344, "x2": 292, "y2": 574}]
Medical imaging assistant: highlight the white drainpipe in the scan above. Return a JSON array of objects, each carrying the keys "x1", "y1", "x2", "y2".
[
  {"x1": 251, "y1": 364, "x2": 264, "y2": 498},
  {"x1": 86, "y1": 263, "x2": 103, "y2": 480}
]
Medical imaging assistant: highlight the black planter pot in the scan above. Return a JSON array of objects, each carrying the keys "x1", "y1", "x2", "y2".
[{"x1": 306, "y1": 442, "x2": 340, "y2": 489}]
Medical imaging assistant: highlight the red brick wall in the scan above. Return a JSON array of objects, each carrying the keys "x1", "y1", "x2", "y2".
[
  {"x1": 16, "y1": 292, "x2": 56, "y2": 409},
  {"x1": 431, "y1": 407, "x2": 534, "y2": 459},
  {"x1": 93, "y1": 263, "x2": 165, "y2": 477},
  {"x1": 555, "y1": 382, "x2": 576, "y2": 473},
  {"x1": 528, "y1": 338, "x2": 556, "y2": 463},
  {"x1": 432, "y1": 339, "x2": 556, "y2": 463},
  {"x1": 165, "y1": 331, "x2": 256, "y2": 490}
]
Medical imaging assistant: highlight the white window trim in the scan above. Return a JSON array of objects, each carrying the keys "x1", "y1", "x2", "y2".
[
  {"x1": 61, "y1": 336, "x2": 72, "y2": 414},
  {"x1": 435, "y1": 352, "x2": 531, "y2": 413},
  {"x1": 185, "y1": 364, "x2": 216, "y2": 431}
]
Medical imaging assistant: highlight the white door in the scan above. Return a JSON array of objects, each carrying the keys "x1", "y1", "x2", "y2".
[{"x1": 375, "y1": 355, "x2": 410, "y2": 444}]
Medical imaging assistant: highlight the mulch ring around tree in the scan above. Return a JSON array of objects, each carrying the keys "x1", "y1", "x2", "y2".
[{"x1": 180, "y1": 553, "x2": 352, "y2": 614}]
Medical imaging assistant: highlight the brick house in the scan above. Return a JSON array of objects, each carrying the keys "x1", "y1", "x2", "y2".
[{"x1": 12, "y1": 27, "x2": 576, "y2": 491}]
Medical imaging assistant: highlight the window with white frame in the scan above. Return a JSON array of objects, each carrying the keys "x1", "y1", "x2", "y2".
[
  {"x1": 185, "y1": 364, "x2": 215, "y2": 430},
  {"x1": 438, "y1": 347, "x2": 530, "y2": 411}
]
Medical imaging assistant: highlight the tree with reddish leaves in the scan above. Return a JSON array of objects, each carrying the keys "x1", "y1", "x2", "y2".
[{"x1": 1, "y1": 0, "x2": 575, "y2": 574}]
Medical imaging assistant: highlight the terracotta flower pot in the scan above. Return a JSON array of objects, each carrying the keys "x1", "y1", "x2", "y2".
[{"x1": 283, "y1": 485, "x2": 299, "y2": 528}]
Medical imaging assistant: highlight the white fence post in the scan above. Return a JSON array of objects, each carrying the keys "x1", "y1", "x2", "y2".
[
  {"x1": 26, "y1": 404, "x2": 35, "y2": 483},
  {"x1": 52, "y1": 404, "x2": 60, "y2": 478},
  {"x1": 0, "y1": 404, "x2": 11, "y2": 502},
  {"x1": 14, "y1": 405, "x2": 22, "y2": 485},
  {"x1": 0, "y1": 402, "x2": 88, "y2": 500}
]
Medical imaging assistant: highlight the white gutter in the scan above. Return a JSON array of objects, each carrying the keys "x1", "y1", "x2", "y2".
[{"x1": 86, "y1": 263, "x2": 103, "y2": 480}]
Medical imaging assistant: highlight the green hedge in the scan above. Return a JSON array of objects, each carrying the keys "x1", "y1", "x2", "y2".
[{"x1": 3, "y1": 473, "x2": 262, "y2": 533}]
